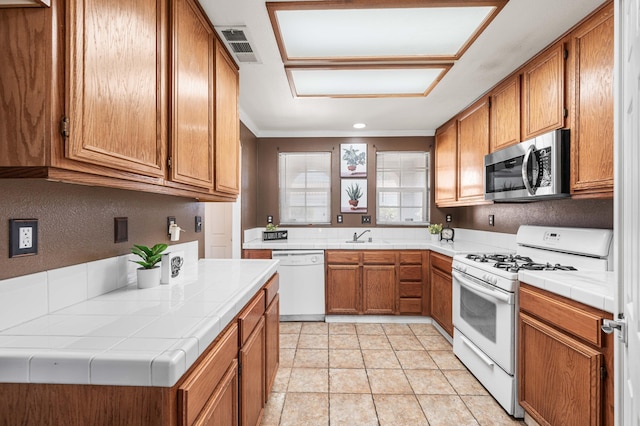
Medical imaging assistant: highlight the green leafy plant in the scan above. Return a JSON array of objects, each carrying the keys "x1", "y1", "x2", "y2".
[
  {"x1": 342, "y1": 145, "x2": 366, "y2": 167},
  {"x1": 266, "y1": 223, "x2": 278, "y2": 231},
  {"x1": 345, "y1": 183, "x2": 363, "y2": 201},
  {"x1": 131, "y1": 243, "x2": 168, "y2": 269},
  {"x1": 428, "y1": 223, "x2": 443, "y2": 234}
]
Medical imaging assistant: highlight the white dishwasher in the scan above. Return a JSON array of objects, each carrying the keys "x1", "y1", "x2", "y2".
[{"x1": 272, "y1": 250, "x2": 325, "y2": 321}]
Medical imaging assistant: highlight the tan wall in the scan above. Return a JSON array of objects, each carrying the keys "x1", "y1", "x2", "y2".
[{"x1": 0, "y1": 180, "x2": 204, "y2": 280}]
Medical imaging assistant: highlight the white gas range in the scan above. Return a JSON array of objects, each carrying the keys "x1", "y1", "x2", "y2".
[{"x1": 451, "y1": 226, "x2": 613, "y2": 418}]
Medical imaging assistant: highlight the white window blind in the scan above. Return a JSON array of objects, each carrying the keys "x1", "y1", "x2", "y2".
[
  {"x1": 279, "y1": 152, "x2": 331, "y2": 224},
  {"x1": 376, "y1": 151, "x2": 429, "y2": 225}
]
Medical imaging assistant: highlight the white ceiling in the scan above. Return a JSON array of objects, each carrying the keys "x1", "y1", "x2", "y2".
[{"x1": 199, "y1": 0, "x2": 607, "y2": 138}]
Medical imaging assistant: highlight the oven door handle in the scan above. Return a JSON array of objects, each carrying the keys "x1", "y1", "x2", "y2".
[
  {"x1": 452, "y1": 270, "x2": 512, "y2": 304},
  {"x1": 521, "y1": 144, "x2": 536, "y2": 195},
  {"x1": 459, "y1": 333, "x2": 495, "y2": 368}
]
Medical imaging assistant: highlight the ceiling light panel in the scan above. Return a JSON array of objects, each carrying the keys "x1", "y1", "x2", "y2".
[{"x1": 287, "y1": 67, "x2": 450, "y2": 98}]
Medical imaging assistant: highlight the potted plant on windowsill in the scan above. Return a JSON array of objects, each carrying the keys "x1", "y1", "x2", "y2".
[
  {"x1": 131, "y1": 243, "x2": 168, "y2": 289},
  {"x1": 346, "y1": 182, "x2": 363, "y2": 209},
  {"x1": 428, "y1": 223, "x2": 443, "y2": 242},
  {"x1": 342, "y1": 145, "x2": 366, "y2": 172}
]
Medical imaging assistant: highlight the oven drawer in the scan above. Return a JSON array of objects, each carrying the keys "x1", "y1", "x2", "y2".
[{"x1": 519, "y1": 284, "x2": 605, "y2": 347}]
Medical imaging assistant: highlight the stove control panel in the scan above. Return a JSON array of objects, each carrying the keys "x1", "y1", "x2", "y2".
[{"x1": 543, "y1": 231, "x2": 562, "y2": 243}]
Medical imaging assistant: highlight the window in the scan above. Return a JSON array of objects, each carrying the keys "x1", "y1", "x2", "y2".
[
  {"x1": 376, "y1": 151, "x2": 429, "y2": 224},
  {"x1": 279, "y1": 152, "x2": 331, "y2": 224}
]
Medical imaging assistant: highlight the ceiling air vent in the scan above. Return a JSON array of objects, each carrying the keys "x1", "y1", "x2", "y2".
[{"x1": 217, "y1": 26, "x2": 261, "y2": 64}]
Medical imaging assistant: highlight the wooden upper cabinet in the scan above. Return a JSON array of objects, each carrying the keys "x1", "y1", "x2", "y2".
[
  {"x1": 521, "y1": 41, "x2": 566, "y2": 140},
  {"x1": 457, "y1": 97, "x2": 489, "y2": 203},
  {"x1": 169, "y1": 0, "x2": 214, "y2": 191},
  {"x1": 570, "y1": 2, "x2": 614, "y2": 198},
  {"x1": 66, "y1": 0, "x2": 166, "y2": 178},
  {"x1": 214, "y1": 41, "x2": 240, "y2": 196},
  {"x1": 434, "y1": 119, "x2": 457, "y2": 206},
  {"x1": 490, "y1": 74, "x2": 521, "y2": 152}
]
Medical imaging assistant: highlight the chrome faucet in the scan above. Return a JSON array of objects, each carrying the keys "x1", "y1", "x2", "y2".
[{"x1": 353, "y1": 230, "x2": 371, "y2": 242}]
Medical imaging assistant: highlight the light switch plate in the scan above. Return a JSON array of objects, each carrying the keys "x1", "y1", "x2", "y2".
[{"x1": 9, "y1": 219, "x2": 38, "y2": 258}]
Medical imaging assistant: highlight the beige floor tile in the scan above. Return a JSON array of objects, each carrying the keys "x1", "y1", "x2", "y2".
[
  {"x1": 409, "y1": 323, "x2": 441, "y2": 336},
  {"x1": 356, "y1": 323, "x2": 385, "y2": 335},
  {"x1": 280, "y1": 392, "x2": 329, "y2": 426},
  {"x1": 406, "y1": 369, "x2": 456, "y2": 395},
  {"x1": 298, "y1": 333, "x2": 328, "y2": 349},
  {"x1": 280, "y1": 322, "x2": 302, "y2": 334},
  {"x1": 417, "y1": 334, "x2": 452, "y2": 350},
  {"x1": 301, "y1": 322, "x2": 328, "y2": 334},
  {"x1": 279, "y1": 333, "x2": 299, "y2": 349},
  {"x1": 387, "y1": 334, "x2": 424, "y2": 351},
  {"x1": 417, "y1": 394, "x2": 479, "y2": 426},
  {"x1": 395, "y1": 350, "x2": 438, "y2": 370},
  {"x1": 382, "y1": 323, "x2": 414, "y2": 335},
  {"x1": 443, "y1": 369, "x2": 489, "y2": 395},
  {"x1": 461, "y1": 395, "x2": 526, "y2": 425},
  {"x1": 373, "y1": 394, "x2": 429, "y2": 425},
  {"x1": 358, "y1": 334, "x2": 391, "y2": 350},
  {"x1": 287, "y1": 368, "x2": 328, "y2": 393},
  {"x1": 362, "y1": 349, "x2": 401, "y2": 369},
  {"x1": 329, "y1": 368, "x2": 371, "y2": 393},
  {"x1": 271, "y1": 367, "x2": 291, "y2": 393},
  {"x1": 330, "y1": 393, "x2": 378, "y2": 426},
  {"x1": 329, "y1": 333, "x2": 360, "y2": 349},
  {"x1": 261, "y1": 392, "x2": 286, "y2": 426},
  {"x1": 279, "y1": 348, "x2": 295, "y2": 368},
  {"x1": 367, "y1": 368, "x2": 413, "y2": 394},
  {"x1": 293, "y1": 349, "x2": 328, "y2": 368},
  {"x1": 329, "y1": 349, "x2": 364, "y2": 368},
  {"x1": 329, "y1": 323, "x2": 357, "y2": 335},
  {"x1": 429, "y1": 350, "x2": 466, "y2": 370}
]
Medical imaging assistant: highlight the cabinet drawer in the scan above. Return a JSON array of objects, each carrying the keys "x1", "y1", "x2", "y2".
[
  {"x1": 520, "y1": 284, "x2": 605, "y2": 347},
  {"x1": 238, "y1": 291, "x2": 265, "y2": 346},
  {"x1": 363, "y1": 251, "x2": 396, "y2": 265},
  {"x1": 399, "y1": 265, "x2": 422, "y2": 281},
  {"x1": 430, "y1": 252, "x2": 452, "y2": 273},
  {"x1": 400, "y1": 282, "x2": 422, "y2": 298},
  {"x1": 399, "y1": 251, "x2": 422, "y2": 265},
  {"x1": 178, "y1": 323, "x2": 238, "y2": 426},
  {"x1": 399, "y1": 298, "x2": 422, "y2": 314},
  {"x1": 264, "y1": 274, "x2": 279, "y2": 306},
  {"x1": 326, "y1": 251, "x2": 360, "y2": 264}
]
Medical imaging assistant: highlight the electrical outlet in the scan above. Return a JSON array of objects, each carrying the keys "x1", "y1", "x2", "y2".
[
  {"x1": 361, "y1": 215, "x2": 371, "y2": 224},
  {"x1": 489, "y1": 214, "x2": 495, "y2": 226},
  {"x1": 167, "y1": 216, "x2": 176, "y2": 236},
  {"x1": 336, "y1": 215, "x2": 343, "y2": 224},
  {"x1": 267, "y1": 215, "x2": 273, "y2": 224},
  {"x1": 114, "y1": 217, "x2": 128, "y2": 243},
  {"x1": 445, "y1": 214, "x2": 452, "y2": 223},
  {"x1": 9, "y1": 219, "x2": 38, "y2": 257},
  {"x1": 195, "y1": 216, "x2": 202, "y2": 233}
]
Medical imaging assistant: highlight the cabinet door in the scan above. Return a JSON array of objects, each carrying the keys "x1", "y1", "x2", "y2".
[
  {"x1": 242, "y1": 249, "x2": 272, "y2": 259},
  {"x1": 326, "y1": 264, "x2": 361, "y2": 314},
  {"x1": 362, "y1": 265, "x2": 396, "y2": 315},
  {"x1": 570, "y1": 3, "x2": 614, "y2": 197},
  {"x1": 490, "y1": 75, "x2": 521, "y2": 152},
  {"x1": 264, "y1": 294, "x2": 279, "y2": 402},
  {"x1": 194, "y1": 360, "x2": 239, "y2": 426},
  {"x1": 430, "y1": 268, "x2": 452, "y2": 337},
  {"x1": 434, "y1": 119, "x2": 458, "y2": 206},
  {"x1": 169, "y1": 0, "x2": 214, "y2": 190},
  {"x1": 521, "y1": 41, "x2": 566, "y2": 139},
  {"x1": 519, "y1": 312, "x2": 603, "y2": 426},
  {"x1": 66, "y1": 0, "x2": 166, "y2": 177},
  {"x1": 214, "y1": 41, "x2": 240, "y2": 196},
  {"x1": 240, "y1": 317, "x2": 265, "y2": 426},
  {"x1": 457, "y1": 98, "x2": 489, "y2": 203}
]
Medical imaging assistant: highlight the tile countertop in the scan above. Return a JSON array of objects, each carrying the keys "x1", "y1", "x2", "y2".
[
  {"x1": 519, "y1": 270, "x2": 616, "y2": 314},
  {"x1": 0, "y1": 259, "x2": 278, "y2": 388}
]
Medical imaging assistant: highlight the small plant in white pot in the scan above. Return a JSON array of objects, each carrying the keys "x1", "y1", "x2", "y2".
[
  {"x1": 131, "y1": 243, "x2": 168, "y2": 289},
  {"x1": 428, "y1": 223, "x2": 443, "y2": 241}
]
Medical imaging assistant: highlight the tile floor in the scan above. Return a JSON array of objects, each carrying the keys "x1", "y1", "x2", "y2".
[{"x1": 261, "y1": 321, "x2": 526, "y2": 426}]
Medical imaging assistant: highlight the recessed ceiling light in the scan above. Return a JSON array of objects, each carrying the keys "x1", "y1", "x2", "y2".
[{"x1": 353, "y1": 123, "x2": 366, "y2": 129}]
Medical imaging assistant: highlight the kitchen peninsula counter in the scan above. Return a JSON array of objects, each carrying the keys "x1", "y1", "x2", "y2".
[{"x1": 0, "y1": 259, "x2": 278, "y2": 387}]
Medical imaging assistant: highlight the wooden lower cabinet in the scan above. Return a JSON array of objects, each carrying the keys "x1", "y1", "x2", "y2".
[
  {"x1": 242, "y1": 249, "x2": 272, "y2": 259},
  {"x1": 193, "y1": 359, "x2": 239, "y2": 426},
  {"x1": 264, "y1": 292, "x2": 279, "y2": 402},
  {"x1": 429, "y1": 252, "x2": 453, "y2": 336},
  {"x1": 362, "y1": 265, "x2": 396, "y2": 314},
  {"x1": 519, "y1": 283, "x2": 614, "y2": 426},
  {"x1": 326, "y1": 264, "x2": 361, "y2": 314},
  {"x1": 239, "y1": 317, "x2": 265, "y2": 426}
]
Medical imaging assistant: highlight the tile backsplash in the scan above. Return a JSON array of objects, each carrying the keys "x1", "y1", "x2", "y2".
[{"x1": 0, "y1": 241, "x2": 198, "y2": 332}]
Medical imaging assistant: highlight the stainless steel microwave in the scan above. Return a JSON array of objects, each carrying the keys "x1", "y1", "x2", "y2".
[{"x1": 484, "y1": 129, "x2": 570, "y2": 202}]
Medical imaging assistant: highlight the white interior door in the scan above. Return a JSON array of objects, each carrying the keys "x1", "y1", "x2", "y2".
[
  {"x1": 204, "y1": 202, "x2": 233, "y2": 258},
  {"x1": 616, "y1": 1, "x2": 640, "y2": 424}
]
